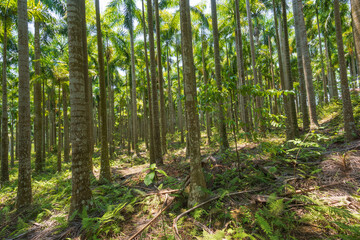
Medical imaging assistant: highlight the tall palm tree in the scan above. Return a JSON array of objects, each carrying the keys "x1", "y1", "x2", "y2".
[
  {"x1": 34, "y1": 7, "x2": 43, "y2": 172},
  {"x1": 1, "y1": 8, "x2": 9, "y2": 183},
  {"x1": 281, "y1": 0, "x2": 299, "y2": 140},
  {"x1": 294, "y1": 0, "x2": 318, "y2": 127},
  {"x1": 180, "y1": 0, "x2": 207, "y2": 207},
  {"x1": 67, "y1": 0, "x2": 92, "y2": 215},
  {"x1": 315, "y1": 3, "x2": 328, "y2": 103},
  {"x1": 141, "y1": 0, "x2": 155, "y2": 163},
  {"x1": 147, "y1": 0, "x2": 163, "y2": 165},
  {"x1": 245, "y1": 0, "x2": 262, "y2": 131},
  {"x1": 292, "y1": 0, "x2": 310, "y2": 131},
  {"x1": 154, "y1": 0, "x2": 167, "y2": 154},
  {"x1": 235, "y1": 0, "x2": 250, "y2": 134},
  {"x1": 17, "y1": 0, "x2": 32, "y2": 209},
  {"x1": 210, "y1": 0, "x2": 229, "y2": 151},
  {"x1": 334, "y1": 0, "x2": 358, "y2": 141},
  {"x1": 351, "y1": 0, "x2": 360, "y2": 79},
  {"x1": 124, "y1": 0, "x2": 138, "y2": 153},
  {"x1": 95, "y1": 0, "x2": 111, "y2": 181}
]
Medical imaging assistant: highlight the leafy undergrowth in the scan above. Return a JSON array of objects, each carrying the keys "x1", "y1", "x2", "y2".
[{"x1": 1, "y1": 98, "x2": 360, "y2": 239}]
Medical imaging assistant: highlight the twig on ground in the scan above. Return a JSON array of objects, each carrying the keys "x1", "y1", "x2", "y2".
[
  {"x1": 172, "y1": 188, "x2": 264, "y2": 240},
  {"x1": 128, "y1": 194, "x2": 174, "y2": 240}
]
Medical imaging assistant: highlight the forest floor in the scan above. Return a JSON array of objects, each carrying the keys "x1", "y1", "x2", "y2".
[{"x1": 1, "y1": 96, "x2": 360, "y2": 240}]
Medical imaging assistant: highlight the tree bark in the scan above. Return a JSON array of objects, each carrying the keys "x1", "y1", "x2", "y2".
[
  {"x1": 292, "y1": 0, "x2": 310, "y2": 131},
  {"x1": 154, "y1": 0, "x2": 167, "y2": 154},
  {"x1": 281, "y1": 0, "x2": 299, "y2": 140},
  {"x1": 34, "y1": 19, "x2": 43, "y2": 172},
  {"x1": 95, "y1": 0, "x2": 111, "y2": 181},
  {"x1": 235, "y1": 0, "x2": 250, "y2": 134},
  {"x1": 176, "y1": 39, "x2": 184, "y2": 144},
  {"x1": 296, "y1": 0, "x2": 318, "y2": 127},
  {"x1": 129, "y1": 16, "x2": 138, "y2": 153},
  {"x1": 17, "y1": 0, "x2": 32, "y2": 209},
  {"x1": 141, "y1": 0, "x2": 155, "y2": 163},
  {"x1": 180, "y1": 0, "x2": 207, "y2": 207},
  {"x1": 67, "y1": 0, "x2": 92, "y2": 216},
  {"x1": 334, "y1": 0, "x2": 358, "y2": 141},
  {"x1": 63, "y1": 83, "x2": 70, "y2": 163},
  {"x1": 147, "y1": 0, "x2": 163, "y2": 165},
  {"x1": 210, "y1": 0, "x2": 229, "y2": 151},
  {"x1": 316, "y1": 6, "x2": 328, "y2": 103},
  {"x1": 1, "y1": 16, "x2": 9, "y2": 183}
]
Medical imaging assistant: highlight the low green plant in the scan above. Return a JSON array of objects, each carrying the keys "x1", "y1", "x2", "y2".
[{"x1": 143, "y1": 164, "x2": 168, "y2": 186}]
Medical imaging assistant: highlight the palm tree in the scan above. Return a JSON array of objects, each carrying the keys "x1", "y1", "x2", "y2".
[
  {"x1": 292, "y1": 0, "x2": 310, "y2": 131},
  {"x1": 351, "y1": 0, "x2": 360, "y2": 80},
  {"x1": 180, "y1": 0, "x2": 207, "y2": 207},
  {"x1": 1, "y1": 7, "x2": 9, "y2": 183},
  {"x1": 294, "y1": 0, "x2": 318, "y2": 127},
  {"x1": 63, "y1": 83, "x2": 70, "y2": 163},
  {"x1": 154, "y1": 0, "x2": 167, "y2": 154},
  {"x1": 141, "y1": 0, "x2": 155, "y2": 163},
  {"x1": 17, "y1": 0, "x2": 32, "y2": 209},
  {"x1": 147, "y1": 0, "x2": 163, "y2": 165},
  {"x1": 333, "y1": 0, "x2": 358, "y2": 141},
  {"x1": 95, "y1": 0, "x2": 111, "y2": 181},
  {"x1": 315, "y1": 3, "x2": 328, "y2": 103},
  {"x1": 34, "y1": 9, "x2": 43, "y2": 172},
  {"x1": 67, "y1": 0, "x2": 92, "y2": 215},
  {"x1": 210, "y1": 0, "x2": 229, "y2": 151},
  {"x1": 235, "y1": 0, "x2": 250, "y2": 134},
  {"x1": 281, "y1": 0, "x2": 299, "y2": 140},
  {"x1": 245, "y1": 0, "x2": 262, "y2": 132}
]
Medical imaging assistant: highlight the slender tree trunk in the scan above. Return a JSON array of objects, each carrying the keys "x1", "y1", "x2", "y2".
[
  {"x1": 10, "y1": 116, "x2": 14, "y2": 168},
  {"x1": 210, "y1": 0, "x2": 229, "y2": 151},
  {"x1": 167, "y1": 48, "x2": 175, "y2": 134},
  {"x1": 154, "y1": 0, "x2": 167, "y2": 154},
  {"x1": 201, "y1": 29, "x2": 212, "y2": 144},
  {"x1": 281, "y1": 0, "x2": 299, "y2": 140},
  {"x1": 63, "y1": 84, "x2": 70, "y2": 163},
  {"x1": 17, "y1": 0, "x2": 32, "y2": 209},
  {"x1": 68, "y1": 0, "x2": 92, "y2": 216},
  {"x1": 325, "y1": 37, "x2": 338, "y2": 99},
  {"x1": 81, "y1": 0, "x2": 93, "y2": 172},
  {"x1": 272, "y1": 0, "x2": 286, "y2": 125},
  {"x1": 176, "y1": 41, "x2": 184, "y2": 144},
  {"x1": 316, "y1": 7, "x2": 328, "y2": 103},
  {"x1": 296, "y1": 0, "x2": 318, "y2": 127},
  {"x1": 147, "y1": 0, "x2": 163, "y2": 165},
  {"x1": 334, "y1": 0, "x2": 358, "y2": 141},
  {"x1": 42, "y1": 76, "x2": 46, "y2": 164},
  {"x1": 57, "y1": 83, "x2": 62, "y2": 172},
  {"x1": 246, "y1": 0, "x2": 262, "y2": 132},
  {"x1": 95, "y1": 0, "x2": 111, "y2": 181},
  {"x1": 1, "y1": 17, "x2": 9, "y2": 183},
  {"x1": 142, "y1": 0, "x2": 155, "y2": 163},
  {"x1": 292, "y1": 0, "x2": 310, "y2": 131},
  {"x1": 180, "y1": 0, "x2": 207, "y2": 207},
  {"x1": 34, "y1": 19, "x2": 43, "y2": 172},
  {"x1": 235, "y1": 0, "x2": 250, "y2": 134},
  {"x1": 129, "y1": 21, "x2": 138, "y2": 153}
]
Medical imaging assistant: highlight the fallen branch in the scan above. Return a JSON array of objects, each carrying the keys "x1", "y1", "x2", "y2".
[
  {"x1": 145, "y1": 189, "x2": 180, "y2": 196},
  {"x1": 172, "y1": 188, "x2": 264, "y2": 240},
  {"x1": 128, "y1": 194, "x2": 174, "y2": 240}
]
